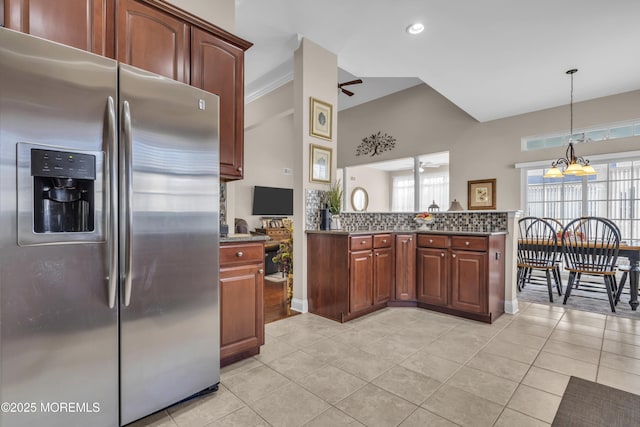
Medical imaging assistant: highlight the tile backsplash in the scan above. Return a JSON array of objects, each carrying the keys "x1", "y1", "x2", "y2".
[{"x1": 305, "y1": 189, "x2": 507, "y2": 232}]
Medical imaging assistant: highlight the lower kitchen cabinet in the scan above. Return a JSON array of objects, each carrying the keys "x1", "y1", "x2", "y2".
[
  {"x1": 416, "y1": 234, "x2": 505, "y2": 323},
  {"x1": 307, "y1": 233, "x2": 393, "y2": 322},
  {"x1": 219, "y1": 241, "x2": 264, "y2": 366},
  {"x1": 393, "y1": 233, "x2": 416, "y2": 302},
  {"x1": 307, "y1": 230, "x2": 506, "y2": 324},
  {"x1": 373, "y1": 246, "x2": 394, "y2": 304},
  {"x1": 417, "y1": 246, "x2": 447, "y2": 306}
]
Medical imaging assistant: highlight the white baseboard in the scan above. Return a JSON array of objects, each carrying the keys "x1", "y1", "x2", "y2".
[
  {"x1": 291, "y1": 298, "x2": 308, "y2": 313},
  {"x1": 504, "y1": 299, "x2": 519, "y2": 315}
]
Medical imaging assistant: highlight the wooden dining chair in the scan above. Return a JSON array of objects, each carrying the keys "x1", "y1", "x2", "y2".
[
  {"x1": 571, "y1": 217, "x2": 623, "y2": 296},
  {"x1": 517, "y1": 217, "x2": 563, "y2": 302},
  {"x1": 542, "y1": 217, "x2": 564, "y2": 288},
  {"x1": 562, "y1": 217, "x2": 620, "y2": 312}
]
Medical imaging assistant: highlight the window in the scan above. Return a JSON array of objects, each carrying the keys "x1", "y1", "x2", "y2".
[
  {"x1": 524, "y1": 159, "x2": 640, "y2": 242},
  {"x1": 391, "y1": 175, "x2": 414, "y2": 212},
  {"x1": 419, "y1": 172, "x2": 449, "y2": 211},
  {"x1": 522, "y1": 119, "x2": 640, "y2": 151},
  {"x1": 391, "y1": 168, "x2": 450, "y2": 212}
]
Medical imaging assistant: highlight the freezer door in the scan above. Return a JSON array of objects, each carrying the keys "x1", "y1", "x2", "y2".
[
  {"x1": 0, "y1": 28, "x2": 119, "y2": 427},
  {"x1": 119, "y1": 64, "x2": 220, "y2": 425}
]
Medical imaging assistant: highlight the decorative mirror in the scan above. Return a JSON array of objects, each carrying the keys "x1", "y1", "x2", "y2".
[{"x1": 351, "y1": 187, "x2": 369, "y2": 212}]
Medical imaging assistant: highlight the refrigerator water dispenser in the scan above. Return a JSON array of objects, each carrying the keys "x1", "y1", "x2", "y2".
[
  {"x1": 16, "y1": 142, "x2": 104, "y2": 246},
  {"x1": 31, "y1": 149, "x2": 96, "y2": 233}
]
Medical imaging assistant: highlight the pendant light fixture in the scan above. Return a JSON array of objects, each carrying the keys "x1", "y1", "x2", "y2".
[{"x1": 543, "y1": 69, "x2": 596, "y2": 178}]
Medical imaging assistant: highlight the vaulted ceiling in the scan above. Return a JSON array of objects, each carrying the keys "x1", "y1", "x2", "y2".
[{"x1": 235, "y1": 0, "x2": 640, "y2": 120}]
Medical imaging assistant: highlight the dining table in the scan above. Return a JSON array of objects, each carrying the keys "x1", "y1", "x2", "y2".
[{"x1": 518, "y1": 239, "x2": 640, "y2": 311}]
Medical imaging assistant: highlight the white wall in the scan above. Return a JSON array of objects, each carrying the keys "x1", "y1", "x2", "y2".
[
  {"x1": 338, "y1": 84, "x2": 640, "y2": 210},
  {"x1": 170, "y1": 0, "x2": 235, "y2": 31},
  {"x1": 291, "y1": 38, "x2": 338, "y2": 312},
  {"x1": 233, "y1": 116, "x2": 295, "y2": 229},
  {"x1": 342, "y1": 165, "x2": 390, "y2": 212},
  {"x1": 227, "y1": 82, "x2": 295, "y2": 230}
]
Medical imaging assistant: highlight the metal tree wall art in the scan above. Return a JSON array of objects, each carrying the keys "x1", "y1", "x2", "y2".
[{"x1": 356, "y1": 131, "x2": 397, "y2": 157}]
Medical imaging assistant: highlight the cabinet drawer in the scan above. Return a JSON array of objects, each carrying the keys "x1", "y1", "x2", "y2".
[
  {"x1": 220, "y1": 243, "x2": 264, "y2": 265},
  {"x1": 350, "y1": 235, "x2": 373, "y2": 251},
  {"x1": 373, "y1": 234, "x2": 392, "y2": 248},
  {"x1": 417, "y1": 234, "x2": 448, "y2": 248},
  {"x1": 451, "y1": 236, "x2": 488, "y2": 251}
]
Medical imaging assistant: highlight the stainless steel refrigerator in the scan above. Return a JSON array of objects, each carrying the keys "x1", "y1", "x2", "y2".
[{"x1": 0, "y1": 28, "x2": 220, "y2": 426}]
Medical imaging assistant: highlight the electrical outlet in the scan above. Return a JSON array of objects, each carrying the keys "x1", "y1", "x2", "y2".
[{"x1": 283, "y1": 168, "x2": 293, "y2": 175}]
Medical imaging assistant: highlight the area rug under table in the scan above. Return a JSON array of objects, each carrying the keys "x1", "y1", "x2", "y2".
[{"x1": 552, "y1": 376, "x2": 640, "y2": 426}]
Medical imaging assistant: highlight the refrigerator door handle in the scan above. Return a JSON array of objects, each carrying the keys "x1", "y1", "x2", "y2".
[
  {"x1": 123, "y1": 100, "x2": 134, "y2": 307},
  {"x1": 107, "y1": 96, "x2": 118, "y2": 309}
]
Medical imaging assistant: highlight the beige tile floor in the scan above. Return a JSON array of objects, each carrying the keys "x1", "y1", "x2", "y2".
[{"x1": 130, "y1": 302, "x2": 640, "y2": 427}]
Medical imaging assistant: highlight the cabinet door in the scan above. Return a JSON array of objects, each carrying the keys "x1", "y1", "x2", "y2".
[
  {"x1": 4, "y1": 0, "x2": 115, "y2": 56},
  {"x1": 417, "y1": 248, "x2": 448, "y2": 306},
  {"x1": 373, "y1": 247, "x2": 393, "y2": 304},
  {"x1": 220, "y1": 263, "x2": 264, "y2": 359},
  {"x1": 394, "y1": 234, "x2": 416, "y2": 300},
  {"x1": 191, "y1": 27, "x2": 245, "y2": 180},
  {"x1": 450, "y1": 250, "x2": 487, "y2": 313},
  {"x1": 117, "y1": 0, "x2": 189, "y2": 82},
  {"x1": 349, "y1": 250, "x2": 373, "y2": 313}
]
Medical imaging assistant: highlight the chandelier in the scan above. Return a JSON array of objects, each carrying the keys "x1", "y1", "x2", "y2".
[{"x1": 543, "y1": 69, "x2": 596, "y2": 178}]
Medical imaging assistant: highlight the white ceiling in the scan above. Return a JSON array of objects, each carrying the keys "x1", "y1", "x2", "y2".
[{"x1": 235, "y1": 0, "x2": 640, "y2": 121}]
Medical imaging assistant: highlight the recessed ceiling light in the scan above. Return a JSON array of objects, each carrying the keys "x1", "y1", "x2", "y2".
[{"x1": 406, "y1": 23, "x2": 424, "y2": 35}]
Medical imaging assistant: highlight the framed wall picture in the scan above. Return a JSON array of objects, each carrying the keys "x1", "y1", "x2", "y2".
[
  {"x1": 468, "y1": 178, "x2": 497, "y2": 210},
  {"x1": 310, "y1": 144, "x2": 332, "y2": 183},
  {"x1": 309, "y1": 97, "x2": 333, "y2": 140}
]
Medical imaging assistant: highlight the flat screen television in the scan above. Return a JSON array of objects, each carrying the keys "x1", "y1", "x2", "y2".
[{"x1": 251, "y1": 186, "x2": 293, "y2": 216}]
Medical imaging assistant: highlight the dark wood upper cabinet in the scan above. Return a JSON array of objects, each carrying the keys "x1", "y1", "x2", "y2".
[
  {"x1": 5, "y1": 0, "x2": 252, "y2": 181},
  {"x1": 3, "y1": 0, "x2": 115, "y2": 57},
  {"x1": 116, "y1": 0, "x2": 189, "y2": 83},
  {"x1": 191, "y1": 27, "x2": 245, "y2": 179}
]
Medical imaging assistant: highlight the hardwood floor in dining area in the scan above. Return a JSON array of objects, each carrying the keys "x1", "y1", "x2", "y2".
[{"x1": 264, "y1": 273, "x2": 299, "y2": 324}]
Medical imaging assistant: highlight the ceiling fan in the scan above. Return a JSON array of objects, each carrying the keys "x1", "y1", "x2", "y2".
[{"x1": 338, "y1": 79, "x2": 363, "y2": 96}]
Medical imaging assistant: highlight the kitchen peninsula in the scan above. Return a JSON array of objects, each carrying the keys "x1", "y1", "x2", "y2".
[{"x1": 306, "y1": 210, "x2": 519, "y2": 324}]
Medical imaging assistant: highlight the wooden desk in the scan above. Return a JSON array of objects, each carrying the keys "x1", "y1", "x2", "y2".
[{"x1": 518, "y1": 239, "x2": 640, "y2": 311}]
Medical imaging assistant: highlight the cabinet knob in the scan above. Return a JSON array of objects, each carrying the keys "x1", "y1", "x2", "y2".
[
  {"x1": 258, "y1": 269, "x2": 264, "y2": 274},
  {"x1": 382, "y1": 239, "x2": 387, "y2": 243},
  {"x1": 408, "y1": 237, "x2": 412, "y2": 241},
  {"x1": 429, "y1": 239, "x2": 433, "y2": 243},
  {"x1": 369, "y1": 253, "x2": 373, "y2": 257},
  {"x1": 237, "y1": 166, "x2": 243, "y2": 172},
  {"x1": 375, "y1": 253, "x2": 379, "y2": 256},
  {"x1": 465, "y1": 241, "x2": 470, "y2": 246},
  {"x1": 236, "y1": 251, "x2": 243, "y2": 257},
  {"x1": 441, "y1": 252, "x2": 445, "y2": 257},
  {"x1": 361, "y1": 240, "x2": 367, "y2": 244},
  {"x1": 452, "y1": 254, "x2": 457, "y2": 258}
]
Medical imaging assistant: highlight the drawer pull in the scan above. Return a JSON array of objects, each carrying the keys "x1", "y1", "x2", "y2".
[
  {"x1": 361, "y1": 240, "x2": 367, "y2": 244},
  {"x1": 258, "y1": 269, "x2": 264, "y2": 274},
  {"x1": 429, "y1": 239, "x2": 433, "y2": 243},
  {"x1": 236, "y1": 251, "x2": 244, "y2": 257},
  {"x1": 441, "y1": 252, "x2": 445, "y2": 257},
  {"x1": 452, "y1": 254, "x2": 457, "y2": 258},
  {"x1": 375, "y1": 253, "x2": 379, "y2": 257},
  {"x1": 382, "y1": 239, "x2": 387, "y2": 243},
  {"x1": 409, "y1": 237, "x2": 412, "y2": 241},
  {"x1": 465, "y1": 241, "x2": 470, "y2": 246}
]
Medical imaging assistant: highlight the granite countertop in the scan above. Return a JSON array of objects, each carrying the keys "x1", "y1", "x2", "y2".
[
  {"x1": 220, "y1": 234, "x2": 270, "y2": 243},
  {"x1": 305, "y1": 229, "x2": 508, "y2": 236}
]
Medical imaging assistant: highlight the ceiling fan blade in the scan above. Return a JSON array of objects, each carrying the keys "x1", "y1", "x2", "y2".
[
  {"x1": 341, "y1": 88, "x2": 355, "y2": 96},
  {"x1": 338, "y1": 79, "x2": 363, "y2": 87}
]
